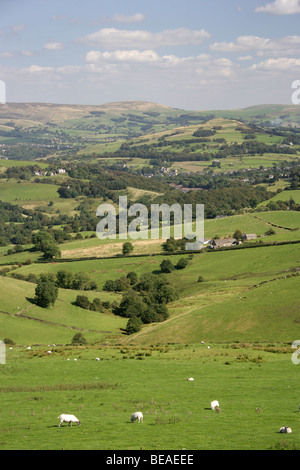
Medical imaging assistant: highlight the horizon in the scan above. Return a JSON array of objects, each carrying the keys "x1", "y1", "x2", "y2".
[
  {"x1": 1, "y1": 99, "x2": 296, "y2": 112},
  {"x1": 0, "y1": 0, "x2": 300, "y2": 110}
]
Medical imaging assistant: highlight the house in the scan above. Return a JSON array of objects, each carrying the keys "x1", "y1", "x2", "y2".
[
  {"x1": 57, "y1": 168, "x2": 66, "y2": 174},
  {"x1": 242, "y1": 233, "x2": 257, "y2": 240},
  {"x1": 210, "y1": 237, "x2": 236, "y2": 248}
]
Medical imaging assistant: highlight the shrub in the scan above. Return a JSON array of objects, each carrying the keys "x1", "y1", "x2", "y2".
[
  {"x1": 75, "y1": 295, "x2": 91, "y2": 310},
  {"x1": 176, "y1": 258, "x2": 189, "y2": 270},
  {"x1": 71, "y1": 332, "x2": 87, "y2": 345},
  {"x1": 160, "y1": 259, "x2": 175, "y2": 273},
  {"x1": 125, "y1": 315, "x2": 142, "y2": 335}
]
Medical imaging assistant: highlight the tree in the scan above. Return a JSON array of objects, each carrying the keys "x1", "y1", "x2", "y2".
[
  {"x1": 176, "y1": 258, "x2": 189, "y2": 270},
  {"x1": 127, "y1": 271, "x2": 138, "y2": 285},
  {"x1": 35, "y1": 274, "x2": 58, "y2": 308},
  {"x1": 32, "y1": 231, "x2": 61, "y2": 260},
  {"x1": 160, "y1": 259, "x2": 175, "y2": 273},
  {"x1": 90, "y1": 298, "x2": 103, "y2": 312},
  {"x1": 43, "y1": 243, "x2": 61, "y2": 260},
  {"x1": 118, "y1": 289, "x2": 146, "y2": 318},
  {"x1": 75, "y1": 295, "x2": 91, "y2": 310},
  {"x1": 233, "y1": 229, "x2": 243, "y2": 240},
  {"x1": 71, "y1": 332, "x2": 87, "y2": 345},
  {"x1": 122, "y1": 241, "x2": 134, "y2": 256},
  {"x1": 56, "y1": 270, "x2": 74, "y2": 289},
  {"x1": 125, "y1": 315, "x2": 142, "y2": 335}
]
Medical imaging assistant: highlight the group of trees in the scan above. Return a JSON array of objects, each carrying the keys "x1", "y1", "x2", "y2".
[
  {"x1": 33, "y1": 269, "x2": 98, "y2": 308},
  {"x1": 103, "y1": 271, "x2": 137, "y2": 293},
  {"x1": 117, "y1": 272, "x2": 178, "y2": 334},
  {"x1": 32, "y1": 231, "x2": 61, "y2": 260},
  {"x1": 75, "y1": 295, "x2": 113, "y2": 312}
]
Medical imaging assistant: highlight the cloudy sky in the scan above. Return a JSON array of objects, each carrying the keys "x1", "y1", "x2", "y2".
[{"x1": 0, "y1": 0, "x2": 300, "y2": 110}]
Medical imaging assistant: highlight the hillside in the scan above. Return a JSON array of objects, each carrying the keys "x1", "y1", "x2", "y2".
[
  {"x1": 0, "y1": 100, "x2": 299, "y2": 348},
  {"x1": 0, "y1": 101, "x2": 299, "y2": 154}
]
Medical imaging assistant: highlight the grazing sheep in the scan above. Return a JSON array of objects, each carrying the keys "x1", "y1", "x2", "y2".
[
  {"x1": 186, "y1": 377, "x2": 194, "y2": 381},
  {"x1": 58, "y1": 414, "x2": 81, "y2": 427},
  {"x1": 279, "y1": 426, "x2": 292, "y2": 433},
  {"x1": 131, "y1": 411, "x2": 143, "y2": 423},
  {"x1": 210, "y1": 400, "x2": 219, "y2": 410}
]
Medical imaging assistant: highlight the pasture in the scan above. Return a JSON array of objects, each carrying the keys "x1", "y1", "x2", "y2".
[
  {"x1": 0, "y1": 180, "x2": 59, "y2": 203},
  {"x1": 0, "y1": 343, "x2": 300, "y2": 450},
  {"x1": 2, "y1": 242, "x2": 300, "y2": 346}
]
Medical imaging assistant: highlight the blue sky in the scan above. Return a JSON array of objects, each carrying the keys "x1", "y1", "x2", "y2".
[{"x1": 0, "y1": 0, "x2": 300, "y2": 109}]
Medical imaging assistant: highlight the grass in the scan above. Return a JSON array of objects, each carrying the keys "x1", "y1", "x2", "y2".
[
  {"x1": 253, "y1": 211, "x2": 300, "y2": 230},
  {"x1": 0, "y1": 276, "x2": 126, "y2": 346},
  {"x1": 2, "y1": 242, "x2": 299, "y2": 346},
  {"x1": 0, "y1": 343, "x2": 300, "y2": 450},
  {"x1": 0, "y1": 180, "x2": 59, "y2": 203},
  {"x1": 259, "y1": 189, "x2": 300, "y2": 206}
]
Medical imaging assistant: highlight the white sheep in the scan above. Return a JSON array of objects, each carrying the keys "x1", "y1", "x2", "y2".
[
  {"x1": 186, "y1": 377, "x2": 194, "y2": 381},
  {"x1": 279, "y1": 426, "x2": 292, "y2": 433},
  {"x1": 58, "y1": 414, "x2": 81, "y2": 427},
  {"x1": 210, "y1": 400, "x2": 220, "y2": 410},
  {"x1": 131, "y1": 411, "x2": 143, "y2": 423}
]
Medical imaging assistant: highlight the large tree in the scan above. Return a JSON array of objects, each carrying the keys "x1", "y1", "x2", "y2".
[
  {"x1": 32, "y1": 231, "x2": 61, "y2": 260},
  {"x1": 35, "y1": 274, "x2": 58, "y2": 308}
]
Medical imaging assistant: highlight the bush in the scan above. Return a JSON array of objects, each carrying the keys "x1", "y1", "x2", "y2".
[
  {"x1": 75, "y1": 295, "x2": 91, "y2": 310},
  {"x1": 34, "y1": 274, "x2": 58, "y2": 308},
  {"x1": 122, "y1": 242, "x2": 134, "y2": 256},
  {"x1": 125, "y1": 315, "x2": 142, "y2": 335},
  {"x1": 160, "y1": 259, "x2": 175, "y2": 273},
  {"x1": 71, "y1": 332, "x2": 87, "y2": 345},
  {"x1": 176, "y1": 258, "x2": 189, "y2": 270}
]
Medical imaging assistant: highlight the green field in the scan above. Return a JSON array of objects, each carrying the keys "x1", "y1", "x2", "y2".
[
  {"x1": 1, "y1": 343, "x2": 300, "y2": 450},
  {"x1": 0, "y1": 101, "x2": 299, "y2": 450},
  {"x1": 2, "y1": 242, "x2": 300, "y2": 346},
  {"x1": 0, "y1": 180, "x2": 59, "y2": 203},
  {"x1": 259, "y1": 190, "x2": 300, "y2": 206}
]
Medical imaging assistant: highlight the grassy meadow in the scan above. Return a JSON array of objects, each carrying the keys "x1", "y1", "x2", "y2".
[{"x1": 1, "y1": 342, "x2": 300, "y2": 450}]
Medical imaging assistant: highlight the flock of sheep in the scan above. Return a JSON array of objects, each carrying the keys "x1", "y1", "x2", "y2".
[
  {"x1": 57, "y1": 379, "x2": 293, "y2": 434},
  {"x1": 21, "y1": 348, "x2": 295, "y2": 435}
]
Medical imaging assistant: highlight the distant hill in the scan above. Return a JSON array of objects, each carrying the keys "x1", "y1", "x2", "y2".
[
  {"x1": 0, "y1": 100, "x2": 299, "y2": 159},
  {"x1": 0, "y1": 101, "x2": 299, "y2": 127}
]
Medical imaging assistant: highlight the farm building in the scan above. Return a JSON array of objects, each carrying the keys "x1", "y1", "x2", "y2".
[
  {"x1": 210, "y1": 237, "x2": 236, "y2": 248},
  {"x1": 242, "y1": 233, "x2": 257, "y2": 240}
]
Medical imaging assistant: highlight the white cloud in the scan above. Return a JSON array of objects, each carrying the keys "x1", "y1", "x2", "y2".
[
  {"x1": 91, "y1": 12, "x2": 145, "y2": 25},
  {"x1": 251, "y1": 57, "x2": 300, "y2": 71},
  {"x1": 85, "y1": 49, "x2": 236, "y2": 80},
  {"x1": 0, "y1": 52, "x2": 15, "y2": 58},
  {"x1": 237, "y1": 55, "x2": 253, "y2": 61},
  {"x1": 56, "y1": 65, "x2": 82, "y2": 74},
  {"x1": 25, "y1": 65, "x2": 54, "y2": 73},
  {"x1": 21, "y1": 50, "x2": 34, "y2": 57},
  {"x1": 43, "y1": 41, "x2": 65, "y2": 50},
  {"x1": 79, "y1": 27, "x2": 211, "y2": 49},
  {"x1": 112, "y1": 13, "x2": 145, "y2": 23},
  {"x1": 210, "y1": 35, "x2": 300, "y2": 56},
  {"x1": 86, "y1": 49, "x2": 159, "y2": 63},
  {"x1": 255, "y1": 0, "x2": 300, "y2": 15}
]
